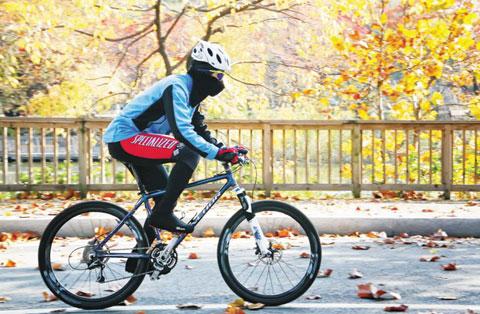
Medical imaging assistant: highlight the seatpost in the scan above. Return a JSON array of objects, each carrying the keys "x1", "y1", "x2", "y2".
[{"x1": 222, "y1": 162, "x2": 231, "y2": 171}]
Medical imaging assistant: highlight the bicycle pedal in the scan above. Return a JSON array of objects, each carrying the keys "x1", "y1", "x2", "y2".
[{"x1": 150, "y1": 270, "x2": 161, "y2": 280}]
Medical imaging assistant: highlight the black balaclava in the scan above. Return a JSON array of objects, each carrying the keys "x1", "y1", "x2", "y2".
[{"x1": 187, "y1": 60, "x2": 225, "y2": 106}]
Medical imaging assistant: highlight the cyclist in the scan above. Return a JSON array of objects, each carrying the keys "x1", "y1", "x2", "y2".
[{"x1": 103, "y1": 41, "x2": 244, "y2": 237}]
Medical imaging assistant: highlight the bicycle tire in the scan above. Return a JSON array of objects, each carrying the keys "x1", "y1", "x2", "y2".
[
  {"x1": 38, "y1": 201, "x2": 149, "y2": 310},
  {"x1": 217, "y1": 200, "x2": 321, "y2": 306}
]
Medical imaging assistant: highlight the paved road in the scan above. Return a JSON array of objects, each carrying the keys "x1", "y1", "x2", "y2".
[{"x1": 1, "y1": 236, "x2": 480, "y2": 314}]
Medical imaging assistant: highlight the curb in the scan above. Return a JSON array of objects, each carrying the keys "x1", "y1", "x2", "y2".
[{"x1": 1, "y1": 216, "x2": 479, "y2": 237}]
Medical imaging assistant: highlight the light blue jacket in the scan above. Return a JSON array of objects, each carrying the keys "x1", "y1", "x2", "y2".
[{"x1": 103, "y1": 74, "x2": 219, "y2": 159}]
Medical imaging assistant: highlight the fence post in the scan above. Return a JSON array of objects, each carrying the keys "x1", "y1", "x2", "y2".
[
  {"x1": 441, "y1": 126, "x2": 453, "y2": 200},
  {"x1": 351, "y1": 124, "x2": 361, "y2": 198},
  {"x1": 78, "y1": 118, "x2": 88, "y2": 198},
  {"x1": 262, "y1": 123, "x2": 273, "y2": 197}
]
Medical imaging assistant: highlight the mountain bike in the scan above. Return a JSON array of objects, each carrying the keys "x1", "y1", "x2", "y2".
[{"x1": 38, "y1": 154, "x2": 321, "y2": 309}]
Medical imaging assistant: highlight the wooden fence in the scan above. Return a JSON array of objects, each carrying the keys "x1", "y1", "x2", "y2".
[{"x1": 0, "y1": 117, "x2": 479, "y2": 198}]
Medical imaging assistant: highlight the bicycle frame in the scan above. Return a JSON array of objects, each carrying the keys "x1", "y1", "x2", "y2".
[{"x1": 94, "y1": 164, "x2": 263, "y2": 260}]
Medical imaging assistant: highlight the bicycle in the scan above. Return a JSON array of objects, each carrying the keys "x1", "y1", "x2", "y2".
[{"x1": 38, "y1": 154, "x2": 321, "y2": 309}]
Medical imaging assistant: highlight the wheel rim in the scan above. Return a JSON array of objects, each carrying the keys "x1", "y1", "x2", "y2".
[
  {"x1": 220, "y1": 206, "x2": 321, "y2": 299},
  {"x1": 42, "y1": 207, "x2": 147, "y2": 302}
]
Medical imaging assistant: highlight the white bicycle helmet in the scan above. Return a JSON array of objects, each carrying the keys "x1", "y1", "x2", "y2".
[{"x1": 190, "y1": 40, "x2": 231, "y2": 72}]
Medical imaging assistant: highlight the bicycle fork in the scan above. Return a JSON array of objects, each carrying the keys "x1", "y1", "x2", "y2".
[{"x1": 233, "y1": 186, "x2": 271, "y2": 256}]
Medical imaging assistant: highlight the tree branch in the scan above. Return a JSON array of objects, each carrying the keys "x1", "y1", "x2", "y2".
[
  {"x1": 226, "y1": 73, "x2": 288, "y2": 96},
  {"x1": 162, "y1": 6, "x2": 187, "y2": 41},
  {"x1": 112, "y1": 29, "x2": 154, "y2": 76},
  {"x1": 73, "y1": 21, "x2": 154, "y2": 42}
]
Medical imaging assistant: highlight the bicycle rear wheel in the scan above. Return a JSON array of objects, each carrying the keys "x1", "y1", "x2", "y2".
[
  {"x1": 217, "y1": 200, "x2": 321, "y2": 306},
  {"x1": 38, "y1": 201, "x2": 149, "y2": 309}
]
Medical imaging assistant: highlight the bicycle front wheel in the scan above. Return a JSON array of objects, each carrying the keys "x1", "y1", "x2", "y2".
[
  {"x1": 217, "y1": 200, "x2": 321, "y2": 306},
  {"x1": 38, "y1": 201, "x2": 149, "y2": 309}
]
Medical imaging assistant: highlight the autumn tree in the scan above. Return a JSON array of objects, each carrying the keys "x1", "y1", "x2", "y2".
[
  {"x1": 0, "y1": 0, "x2": 303, "y2": 116},
  {"x1": 317, "y1": 0, "x2": 480, "y2": 120}
]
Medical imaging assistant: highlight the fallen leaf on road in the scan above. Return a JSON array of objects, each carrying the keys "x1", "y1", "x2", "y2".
[
  {"x1": 160, "y1": 231, "x2": 173, "y2": 241},
  {"x1": 422, "y1": 209, "x2": 434, "y2": 213},
  {"x1": 383, "y1": 238, "x2": 396, "y2": 244},
  {"x1": 202, "y1": 227, "x2": 215, "y2": 238},
  {"x1": 276, "y1": 229, "x2": 293, "y2": 238},
  {"x1": 0, "y1": 244, "x2": 7, "y2": 250},
  {"x1": 384, "y1": 304, "x2": 408, "y2": 312},
  {"x1": 0, "y1": 259, "x2": 16, "y2": 267},
  {"x1": 377, "y1": 290, "x2": 402, "y2": 300},
  {"x1": 357, "y1": 283, "x2": 401, "y2": 300},
  {"x1": 299, "y1": 252, "x2": 310, "y2": 258},
  {"x1": 442, "y1": 263, "x2": 457, "y2": 271},
  {"x1": 118, "y1": 295, "x2": 137, "y2": 305},
  {"x1": 176, "y1": 303, "x2": 202, "y2": 309},
  {"x1": 76, "y1": 290, "x2": 95, "y2": 297},
  {"x1": 228, "y1": 298, "x2": 245, "y2": 308},
  {"x1": 272, "y1": 243, "x2": 286, "y2": 250},
  {"x1": 42, "y1": 291, "x2": 58, "y2": 302},
  {"x1": 0, "y1": 233, "x2": 8, "y2": 242},
  {"x1": 367, "y1": 231, "x2": 381, "y2": 238},
  {"x1": 349, "y1": 269, "x2": 364, "y2": 279},
  {"x1": 420, "y1": 256, "x2": 441, "y2": 262},
  {"x1": 399, "y1": 233, "x2": 409, "y2": 238},
  {"x1": 465, "y1": 201, "x2": 477, "y2": 207},
  {"x1": 317, "y1": 269, "x2": 333, "y2": 278},
  {"x1": 436, "y1": 295, "x2": 458, "y2": 300},
  {"x1": 94, "y1": 226, "x2": 112, "y2": 238},
  {"x1": 432, "y1": 229, "x2": 448, "y2": 240},
  {"x1": 305, "y1": 295, "x2": 322, "y2": 300},
  {"x1": 49, "y1": 309, "x2": 66, "y2": 313},
  {"x1": 246, "y1": 303, "x2": 265, "y2": 310},
  {"x1": 352, "y1": 245, "x2": 370, "y2": 250},
  {"x1": 0, "y1": 296, "x2": 11, "y2": 303},
  {"x1": 225, "y1": 298, "x2": 246, "y2": 313},
  {"x1": 357, "y1": 283, "x2": 377, "y2": 299},
  {"x1": 232, "y1": 231, "x2": 251, "y2": 239},
  {"x1": 185, "y1": 265, "x2": 194, "y2": 270},
  {"x1": 52, "y1": 263, "x2": 66, "y2": 271},
  {"x1": 225, "y1": 306, "x2": 245, "y2": 314},
  {"x1": 188, "y1": 252, "x2": 199, "y2": 259}
]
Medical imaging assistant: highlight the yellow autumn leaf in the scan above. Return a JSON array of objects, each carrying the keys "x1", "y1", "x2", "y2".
[
  {"x1": 380, "y1": 13, "x2": 388, "y2": 24},
  {"x1": 420, "y1": 100, "x2": 431, "y2": 112},
  {"x1": 30, "y1": 52, "x2": 41, "y2": 65},
  {"x1": 470, "y1": 103, "x2": 480, "y2": 119},
  {"x1": 457, "y1": 36, "x2": 475, "y2": 50},
  {"x1": 430, "y1": 92, "x2": 443, "y2": 106},
  {"x1": 291, "y1": 92, "x2": 302, "y2": 101},
  {"x1": 331, "y1": 36, "x2": 345, "y2": 51},
  {"x1": 319, "y1": 98, "x2": 329, "y2": 106},
  {"x1": 358, "y1": 109, "x2": 370, "y2": 120}
]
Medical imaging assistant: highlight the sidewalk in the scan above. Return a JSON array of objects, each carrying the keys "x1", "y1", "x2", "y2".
[{"x1": 0, "y1": 198, "x2": 479, "y2": 237}]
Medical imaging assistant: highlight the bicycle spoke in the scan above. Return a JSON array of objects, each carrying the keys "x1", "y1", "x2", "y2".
[
  {"x1": 276, "y1": 259, "x2": 295, "y2": 287},
  {"x1": 67, "y1": 269, "x2": 87, "y2": 290},
  {"x1": 253, "y1": 263, "x2": 268, "y2": 289},
  {"x1": 242, "y1": 259, "x2": 261, "y2": 286},
  {"x1": 272, "y1": 262, "x2": 285, "y2": 291}
]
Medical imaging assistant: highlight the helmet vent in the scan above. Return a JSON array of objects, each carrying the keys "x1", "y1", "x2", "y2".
[
  {"x1": 207, "y1": 48, "x2": 213, "y2": 56},
  {"x1": 216, "y1": 54, "x2": 222, "y2": 63}
]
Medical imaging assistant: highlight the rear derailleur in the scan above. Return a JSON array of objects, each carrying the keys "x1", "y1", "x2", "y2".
[{"x1": 149, "y1": 242, "x2": 178, "y2": 280}]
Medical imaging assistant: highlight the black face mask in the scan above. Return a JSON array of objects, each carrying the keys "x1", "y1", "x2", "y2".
[{"x1": 188, "y1": 71, "x2": 225, "y2": 106}]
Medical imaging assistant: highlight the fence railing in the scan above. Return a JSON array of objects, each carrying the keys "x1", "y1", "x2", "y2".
[{"x1": 0, "y1": 117, "x2": 479, "y2": 198}]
